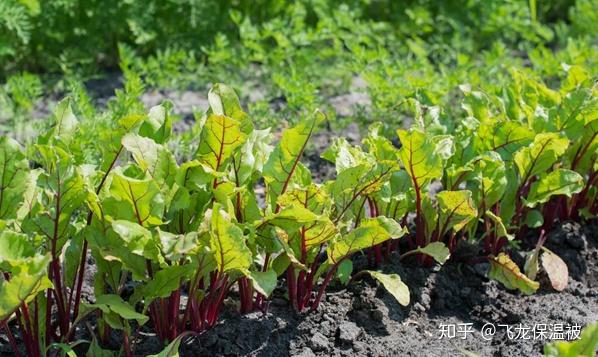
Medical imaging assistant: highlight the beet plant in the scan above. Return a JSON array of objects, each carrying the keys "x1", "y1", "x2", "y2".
[
  {"x1": 321, "y1": 124, "x2": 403, "y2": 266},
  {"x1": 272, "y1": 184, "x2": 408, "y2": 311},
  {"x1": 393, "y1": 127, "x2": 477, "y2": 266}
]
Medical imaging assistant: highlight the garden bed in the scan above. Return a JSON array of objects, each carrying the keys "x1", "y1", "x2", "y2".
[{"x1": 1, "y1": 73, "x2": 597, "y2": 356}]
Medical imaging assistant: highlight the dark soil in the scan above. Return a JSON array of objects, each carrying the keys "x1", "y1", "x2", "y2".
[{"x1": 128, "y1": 220, "x2": 597, "y2": 357}]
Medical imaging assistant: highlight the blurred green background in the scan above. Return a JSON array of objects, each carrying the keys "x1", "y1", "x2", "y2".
[{"x1": 1, "y1": 0, "x2": 596, "y2": 141}]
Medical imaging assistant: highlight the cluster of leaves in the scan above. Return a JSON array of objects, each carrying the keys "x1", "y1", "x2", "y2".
[
  {"x1": 0, "y1": 84, "x2": 412, "y2": 356},
  {"x1": 544, "y1": 322, "x2": 598, "y2": 357},
  {"x1": 444, "y1": 65, "x2": 597, "y2": 294}
]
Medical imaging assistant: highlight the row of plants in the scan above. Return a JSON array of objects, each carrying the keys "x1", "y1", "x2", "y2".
[
  {"x1": 3, "y1": 4, "x2": 597, "y2": 147},
  {"x1": 1, "y1": 60, "x2": 596, "y2": 354},
  {"x1": 0, "y1": 83, "x2": 406, "y2": 356},
  {"x1": 4, "y1": 0, "x2": 589, "y2": 76},
  {"x1": 2, "y1": 0, "x2": 597, "y2": 151}
]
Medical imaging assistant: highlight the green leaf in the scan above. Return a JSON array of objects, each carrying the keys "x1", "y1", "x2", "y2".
[
  {"x1": 363, "y1": 123, "x2": 401, "y2": 162},
  {"x1": 381, "y1": 170, "x2": 412, "y2": 220},
  {"x1": 524, "y1": 169, "x2": 584, "y2": 207},
  {"x1": 208, "y1": 83, "x2": 252, "y2": 132},
  {"x1": 432, "y1": 135, "x2": 455, "y2": 161},
  {"x1": 364, "y1": 271, "x2": 410, "y2": 306},
  {"x1": 0, "y1": 230, "x2": 34, "y2": 265},
  {"x1": 485, "y1": 211, "x2": 514, "y2": 241},
  {"x1": 544, "y1": 323, "x2": 598, "y2": 357},
  {"x1": 111, "y1": 220, "x2": 161, "y2": 262},
  {"x1": 336, "y1": 259, "x2": 353, "y2": 285},
  {"x1": 328, "y1": 163, "x2": 395, "y2": 221},
  {"x1": 176, "y1": 160, "x2": 214, "y2": 190},
  {"x1": 106, "y1": 169, "x2": 164, "y2": 226},
  {"x1": 260, "y1": 203, "x2": 328, "y2": 236},
  {"x1": 51, "y1": 98, "x2": 78, "y2": 144},
  {"x1": 86, "y1": 224, "x2": 148, "y2": 280},
  {"x1": 15, "y1": 169, "x2": 41, "y2": 222},
  {"x1": 139, "y1": 103, "x2": 172, "y2": 144},
  {"x1": 0, "y1": 137, "x2": 30, "y2": 221},
  {"x1": 321, "y1": 137, "x2": 373, "y2": 174},
  {"x1": 561, "y1": 65, "x2": 590, "y2": 93},
  {"x1": 397, "y1": 128, "x2": 444, "y2": 188},
  {"x1": 412, "y1": 242, "x2": 451, "y2": 264},
  {"x1": 196, "y1": 113, "x2": 246, "y2": 173},
  {"x1": 117, "y1": 113, "x2": 146, "y2": 132},
  {"x1": 488, "y1": 253, "x2": 539, "y2": 295},
  {"x1": 327, "y1": 217, "x2": 405, "y2": 263},
  {"x1": 271, "y1": 254, "x2": 291, "y2": 276},
  {"x1": 276, "y1": 185, "x2": 338, "y2": 248},
  {"x1": 524, "y1": 249, "x2": 540, "y2": 281},
  {"x1": 122, "y1": 133, "x2": 178, "y2": 188},
  {"x1": 476, "y1": 120, "x2": 533, "y2": 161},
  {"x1": 271, "y1": 232, "x2": 307, "y2": 270},
  {"x1": 158, "y1": 230, "x2": 198, "y2": 262},
  {"x1": 27, "y1": 150, "x2": 89, "y2": 246},
  {"x1": 131, "y1": 264, "x2": 195, "y2": 306},
  {"x1": 514, "y1": 133, "x2": 569, "y2": 180},
  {"x1": 263, "y1": 113, "x2": 323, "y2": 207},
  {"x1": 460, "y1": 84, "x2": 491, "y2": 121},
  {"x1": 83, "y1": 294, "x2": 148, "y2": 330},
  {"x1": 277, "y1": 184, "x2": 331, "y2": 216},
  {"x1": 210, "y1": 203, "x2": 252, "y2": 273},
  {"x1": 0, "y1": 253, "x2": 52, "y2": 320},
  {"x1": 436, "y1": 190, "x2": 478, "y2": 233},
  {"x1": 248, "y1": 270, "x2": 277, "y2": 297},
  {"x1": 235, "y1": 128, "x2": 273, "y2": 185},
  {"x1": 525, "y1": 209, "x2": 544, "y2": 228},
  {"x1": 549, "y1": 88, "x2": 592, "y2": 139},
  {"x1": 566, "y1": 119, "x2": 598, "y2": 174},
  {"x1": 468, "y1": 151, "x2": 507, "y2": 208}
]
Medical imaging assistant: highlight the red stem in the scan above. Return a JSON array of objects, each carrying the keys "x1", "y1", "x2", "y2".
[
  {"x1": 123, "y1": 330, "x2": 133, "y2": 357},
  {"x1": 310, "y1": 259, "x2": 344, "y2": 312}
]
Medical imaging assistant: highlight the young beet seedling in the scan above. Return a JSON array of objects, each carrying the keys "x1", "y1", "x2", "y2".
[
  {"x1": 321, "y1": 123, "x2": 401, "y2": 266},
  {"x1": 266, "y1": 182, "x2": 409, "y2": 312},
  {"x1": 394, "y1": 127, "x2": 476, "y2": 266}
]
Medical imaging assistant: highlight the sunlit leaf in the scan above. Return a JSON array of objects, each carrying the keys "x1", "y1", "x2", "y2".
[{"x1": 488, "y1": 253, "x2": 539, "y2": 295}]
